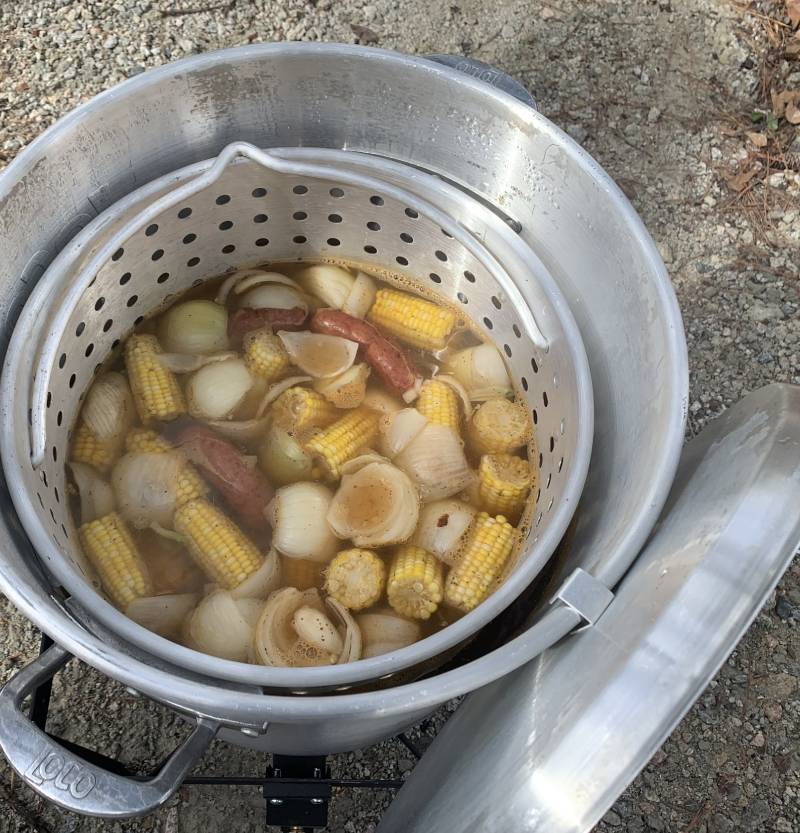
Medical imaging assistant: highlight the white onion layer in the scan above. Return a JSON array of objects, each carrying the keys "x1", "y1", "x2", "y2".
[{"x1": 268, "y1": 482, "x2": 339, "y2": 562}]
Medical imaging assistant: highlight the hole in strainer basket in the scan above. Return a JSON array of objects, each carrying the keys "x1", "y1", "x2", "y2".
[
  {"x1": 254, "y1": 214, "x2": 268, "y2": 224},
  {"x1": 111, "y1": 248, "x2": 124, "y2": 262},
  {"x1": 464, "y1": 270, "x2": 476, "y2": 283},
  {"x1": 395, "y1": 256, "x2": 408, "y2": 266},
  {"x1": 69, "y1": 373, "x2": 76, "y2": 389},
  {"x1": 328, "y1": 214, "x2": 343, "y2": 224},
  {"x1": 219, "y1": 220, "x2": 234, "y2": 231},
  {"x1": 182, "y1": 233, "x2": 197, "y2": 245},
  {"x1": 293, "y1": 185, "x2": 308, "y2": 195},
  {"x1": 255, "y1": 238, "x2": 269, "y2": 247},
  {"x1": 435, "y1": 250, "x2": 447, "y2": 262},
  {"x1": 405, "y1": 207, "x2": 419, "y2": 219},
  {"x1": 75, "y1": 322, "x2": 85, "y2": 337},
  {"x1": 84, "y1": 343, "x2": 94, "y2": 357},
  {"x1": 187, "y1": 257, "x2": 200, "y2": 268},
  {"x1": 429, "y1": 273, "x2": 442, "y2": 284},
  {"x1": 119, "y1": 273, "x2": 131, "y2": 286},
  {"x1": 293, "y1": 211, "x2": 307, "y2": 221},
  {"x1": 327, "y1": 238, "x2": 341, "y2": 247},
  {"x1": 251, "y1": 187, "x2": 267, "y2": 198},
  {"x1": 370, "y1": 195, "x2": 384, "y2": 206},
  {"x1": 94, "y1": 297, "x2": 105, "y2": 312},
  {"x1": 178, "y1": 207, "x2": 192, "y2": 219},
  {"x1": 145, "y1": 224, "x2": 158, "y2": 237},
  {"x1": 330, "y1": 187, "x2": 344, "y2": 198},
  {"x1": 483, "y1": 316, "x2": 493, "y2": 329},
  {"x1": 221, "y1": 245, "x2": 236, "y2": 254},
  {"x1": 400, "y1": 232, "x2": 413, "y2": 243},
  {"x1": 157, "y1": 272, "x2": 170, "y2": 284},
  {"x1": 503, "y1": 344, "x2": 512, "y2": 357},
  {"x1": 543, "y1": 391, "x2": 549, "y2": 408},
  {"x1": 293, "y1": 235, "x2": 307, "y2": 245},
  {"x1": 103, "y1": 318, "x2": 113, "y2": 332},
  {"x1": 126, "y1": 295, "x2": 138, "y2": 308},
  {"x1": 367, "y1": 221, "x2": 380, "y2": 232},
  {"x1": 364, "y1": 245, "x2": 377, "y2": 255},
  {"x1": 58, "y1": 354, "x2": 66, "y2": 369},
  {"x1": 521, "y1": 376, "x2": 528, "y2": 391},
  {"x1": 151, "y1": 249, "x2": 164, "y2": 262},
  {"x1": 215, "y1": 194, "x2": 231, "y2": 206},
  {"x1": 457, "y1": 292, "x2": 468, "y2": 305}
]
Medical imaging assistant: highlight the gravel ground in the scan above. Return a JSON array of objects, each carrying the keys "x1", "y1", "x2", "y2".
[{"x1": 1, "y1": 0, "x2": 799, "y2": 831}]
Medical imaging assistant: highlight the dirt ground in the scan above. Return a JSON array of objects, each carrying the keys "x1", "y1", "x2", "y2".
[{"x1": 0, "y1": 0, "x2": 798, "y2": 831}]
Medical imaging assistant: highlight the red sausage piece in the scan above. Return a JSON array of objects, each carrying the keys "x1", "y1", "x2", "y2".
[{"x1": 228, "y1": 307, "x2": 308, "y2": 342}]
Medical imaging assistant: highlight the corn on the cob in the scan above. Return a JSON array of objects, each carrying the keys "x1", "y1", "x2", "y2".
[
  {"x1": 125, "y1": 428, "x2": 208, "y2": 506},
  {"x1": 467, "y1": 398, "x2": 529, "y2": 456},
  {"x1": 281, "y1": 556, "x2": 323, "y2": 591},
  {"x1": 125, "y1": 334, "x2": 186, "y2": 423},
  {"x1": 305, "y1": 407, "x2": 380, "y2": 479},
  {"x1": 272, "y1": 387, "x2": 340, "y2": 434},
  {"x1": 79, "y1": 512, "x2": 153, "y2": 607},
  {"x1": 325, "y1": 548, "x2": 386, "y2": 611},
  {"x1": 368, "y1": 288, "x2": 456, "y2": 351},
  {"x1": 71, "y1": 422, "x2": 119, "y2": 473},
  {"x1": 244, "y1": 330, "x2": 291, "y2": 381},
  {"x1": 444, "y1": 512, "x2": 515, "y2": 613},
  {"x1": 173, "y1": 498, "x2": 263, "y2": 589},
  {"x1": 387, "y1": 545, "x2": 443, "y2": 620},
  {"x1": 416, "y1": 379, "x2": 461, "y2": 432},
  {"x1": 477, "y1": 454, "x2": 531, "y2": 522}
]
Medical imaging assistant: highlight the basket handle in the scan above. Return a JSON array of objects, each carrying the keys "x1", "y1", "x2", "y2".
[
  {"x1": 0, "y1": 643, "x2": 218, "y2": 818},
  {"x1": 425, "y1": 55, "x2": 537, "y2": 109},
  {"x1": 28, "y1": 141, "x2": 547, "y2": 467}
]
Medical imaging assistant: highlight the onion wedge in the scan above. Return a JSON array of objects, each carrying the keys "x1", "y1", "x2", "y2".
[
  {"x1": 126, "y1": 593, "x2": 199, "y2": 639},
  {"x1": 157, "y1": 351, "x2": 238, "y2": 374},
  {"x1": 80, "y1": 372, "x2": 134, "y2": 443},
  {"x1": 413, "y1": 499, "x2": 476, "y2": 565},
  {"x1": 394, "y1": 424, "x2": 475, "y2": 501},
  {"x1": 313, "y1": 362, "x2": 371, "y2": 408},
  {"x1": 70, "y1": 461, "x2": 115, "y2": 525},
  {"x1": 277, "y1": 331, "x2": 358, "y2": 378},
  {"x1": 379, "y1": 408, "x2": 428, "y2": 458},
  {"x1": 342, "y1": 271, "x2": 377, "y2": 319},
  {"x1": 267, "y1": 482, "x2": 339, "y2": 562}
]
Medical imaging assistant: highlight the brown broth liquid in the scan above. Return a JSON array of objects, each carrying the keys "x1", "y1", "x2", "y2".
[{"x1": 68, "y1": 260, "x2": 539, "y2": 659}]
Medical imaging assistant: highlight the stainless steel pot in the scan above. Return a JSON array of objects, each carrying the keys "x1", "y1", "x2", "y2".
[{"x1": 7, "y1": 45, "x2": 790, "y2": 828}]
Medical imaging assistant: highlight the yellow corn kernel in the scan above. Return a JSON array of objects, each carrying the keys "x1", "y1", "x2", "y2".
[
  {"x1": 272, "y1": 387, "x2": 340, "y2": 434},
  {"x1": 173, "y1": 498, "x2": 263, "y2": 590},
  {"x1": 325, "y1": 548, "x2": 386, "y2": 611},
  {"x1": 416, "y1": 379, "x2": 461, "y2": 432},
  {"x1": 71, "y1": 422, "x2": 119, "y2": 473},
  {"x1": 305, "y1": 407, "x2": 380, "y2": 479},
  {"x1": 387, "y1": 545, "x2": 443, "y2": 620},
  {"x1": 125, "y1": 428, "x2": 207, "y2": 506},
  {"x1": 368, "y1": 288, "x2": 456, "y2": 351},
  {"x1": 478, "y1": 454, "x2": 531, "y2": 522},
  {"x1": 79, "y1": 512, "x2": 153, "y2": 608},
  {"x1": 124, "y1": 334, "x2": 186, "y2": 423},
  {"x1": 467, "y1": 398, "x2": 529, "y2": 456},
  {"x1": 281, "y1": 556, "x2": 323, "y2": 591},
  {"x1": 244, "y1": 330, "x2": 291, "y2": 381},
  {"x1": 444, "y1": 512, "x2": 515, "y2": 613}
]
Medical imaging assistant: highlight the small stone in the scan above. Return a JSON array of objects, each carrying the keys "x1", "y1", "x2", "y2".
[
  {"x1": 647, "y1": 106, "x2": 661, "y2": 123},
  {"x1": 566, "y1": 123, "x2": 588, "y2": 144},
  {"x1": 764, "y1": 701, "x2": 783, "y2": 722},
  {"x1": 603, "y1": 810, "x2": 622, "y2": 826},
  {"x1": 179, "y1": 38, "x2": 196, "y2": 53},
  {"x1": 775, "y1": 597, "x2": 796, "y2": 620},
  {"x1": 703, "y1": 195, "x2": 717, "y2": 207},
  {"x1": 398, "y1": 757, "x2": 414, "y2": 773},
  {"x1": 657, "y1": 241, "x2": 673, "y2": 263},
  {"x1": 710, "y1": 814, "x2": 733, "y2": 833},
  {"x1": 748, "y1": 301, "x2": 782, "y2": 323},
  {"x1": 751, "y1": 731, "x2": 765, "y2": 748},
  {"x1": 743, "y1": 798, "x2": 770, "y2": 829},
  {"x1": 103, "y1": 35, "x2": 118, "y2": 49},
  {"x1": 775, "y1": 819, "x2": 793, "y2": 833}
]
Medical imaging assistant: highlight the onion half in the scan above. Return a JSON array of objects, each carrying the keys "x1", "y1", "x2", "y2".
[
  {"x1": 186, "y1": 589, "x2": 261, "y2": 661},
  {"x1": 158, "y1": 300, "x2": 229, "y2": 355},
  {"x1": 379, "y1": 408, "x2": 428, "y2": 458},
  {"x1": 267, "y1": 482, "x2": 339, "y2": 562},
  {"x1": 252, "y1": 588, "x2": 361, "y2": 667},
  {"x1": 342, "y1": 271, "x2": 377, "y2": 318},
  {"x1": 442, "y1": 343, "x2": 512, "y2": 402},
  {"x1": 295, "y1": 264, "x2": 355, "y2": 309},
  {"x1": 394, "y1": 424, "x2": 475, "y2": 501},
  {"x1": 258, "y1": 422, "x2": 315, "y2": 486},
  {"x1": 70, "y1": 461, "x2": 115, "y2": 525},
  {"x1": 126, "y1": 593, "x2": 198, "y2": 639},
  {"x1": 187, "y1": 358, "x2": 253, "y2": 419},
  {"x1": 81, "y1": 372, "x2": 134, "y2": 444},
  {"x1": 357, "y1": 609, "x2": 421, "y2": 658},
  {"x1": 413, "y1": 499, "x2": 476, "y2": 565},
  {"x1": 277, "y1": 331, "x2": 358, "y2": 378},
  {"x1": 327, "y1": 460, "x2": 419, "y2": 547},
  {"x1": 112, "y1": 451, "x2": 185, "y2": 529}
]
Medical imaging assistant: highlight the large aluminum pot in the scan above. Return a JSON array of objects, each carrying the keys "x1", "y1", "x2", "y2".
[{"x1": 0, "y1": 44, "x2": 686, "y2": 817}]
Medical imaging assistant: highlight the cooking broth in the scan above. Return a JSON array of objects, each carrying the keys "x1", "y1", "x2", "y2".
[{"x1": 66, "y1": 261, "x2": 538, "y2": 666}]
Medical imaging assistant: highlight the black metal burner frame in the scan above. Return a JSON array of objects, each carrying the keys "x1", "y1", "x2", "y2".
[{"x1": 27, "y1": 633, "x2": 424, "y2": 832}]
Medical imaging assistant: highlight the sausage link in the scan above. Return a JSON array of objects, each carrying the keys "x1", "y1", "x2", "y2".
[{"x1": 310, "y1": 309, "x2": 420, "y2": 398}]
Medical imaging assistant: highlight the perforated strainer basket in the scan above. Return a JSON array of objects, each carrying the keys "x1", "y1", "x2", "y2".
[{"x1": 1, "y1": 142, "x2": 593, "y2": 690}]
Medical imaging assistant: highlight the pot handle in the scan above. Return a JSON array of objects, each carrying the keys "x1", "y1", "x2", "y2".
[
  {"x1": 425, "y1": 55, "x2": 538, "y2": 110},
  {"x1": 0, "y1": 643, "x2": 218, "y2": 818}
]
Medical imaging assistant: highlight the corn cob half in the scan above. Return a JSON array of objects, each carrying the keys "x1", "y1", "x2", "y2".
[
  {"x1": 79, "y1": 512, "x2": 153, "y2": 608},
  {"x1": 173, "y1": 498, "x2": 263, "y2": 589},
  {"x1": 325, "y1": 548, "x2": 386, "y2": 611},
  {"x1": 272, "y1": 387, "x2": 340, "y2": 434},
  {"x1": 444, "y1": 512, "x2": 515, "y2": 613},
  {"x1": 477, "y1": 454, "x2": 531, "y2": 522},
  {"x1": 416, "y1": 379, "x2": 461, "y2": 432},
  {"x1": 243, "y1": 330, "x2": 291, "y2": 381},
  {"x1": 125, "y1": 334, "x2": 186, "y2": 423},
  {"x1": 125, "y1": 428, "x2": 207, "y2": 506},
  {"x1": 71, "y1": 422, "x2": 119, "y2": 474},
  {"x1": 387, "y1": 545, "x2": 443, "y2": 620},
  {"x1": 467, "y1": 398, "x2": 529, "y2": 456},
  {"x1": 368, "y1": 288, "x2": 456, "y2": 351},
  {"x1": 305, "y1": 407, "x2": 380, "y2": 479}
]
